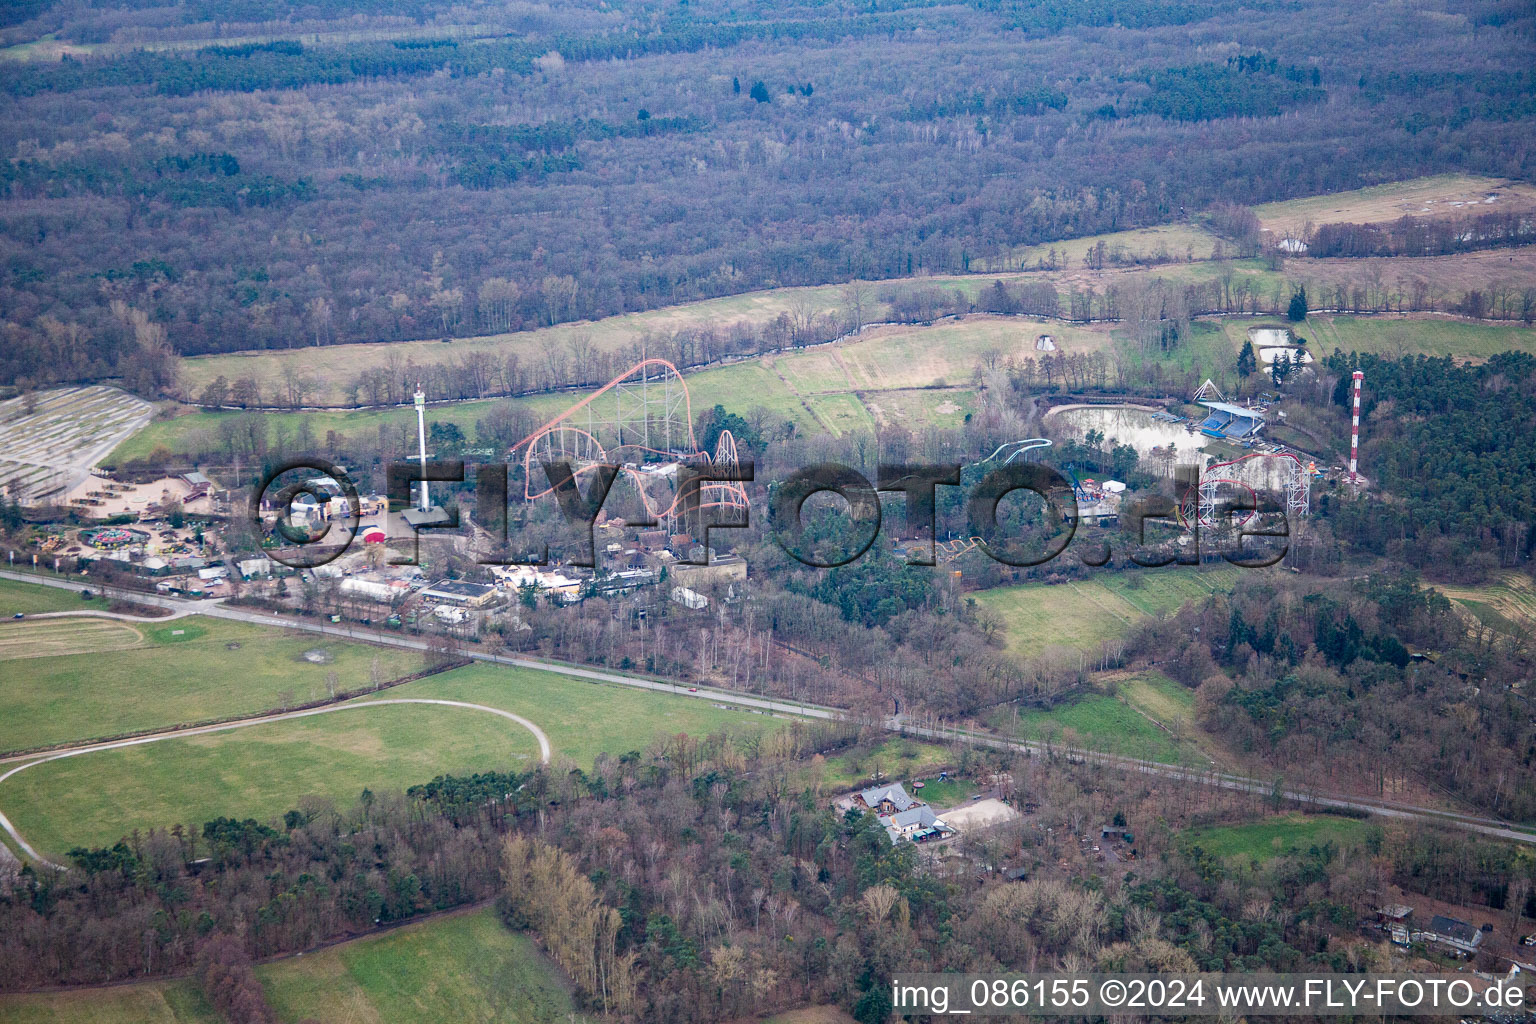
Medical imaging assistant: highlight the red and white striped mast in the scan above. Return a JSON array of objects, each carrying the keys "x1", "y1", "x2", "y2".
[{"x1": 1349, "y1": 370, "x2": 1363, "y2": 486}]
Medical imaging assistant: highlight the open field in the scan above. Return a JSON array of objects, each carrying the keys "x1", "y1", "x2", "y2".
[
  {"x1": 0, "y1": 576, "x2": 101, "y2": 615},
  {"x1": 976, "y1": 222, "x2": 1225, "y2": 273},
  {"x1": 1118, "y1": 672, "x2": 1197, "y2": 732},
  {"x1": 0, "y1": 908, "x2": 585, "y2": 1024},
  {"x1": 361, "y1": 662, "x2": 779, "y2": 766},
  {"x1": 971, "y1": 566, "x2": 1247, "y2": 660},
  {"x1": 258, "y1": 906, "x2": 592, "y2": 1024},
  {"x1": 1253, "y1": 174, "x2": 1536, "y2": 235},
  {"x1": 1299, "y1": 314, "x2": 1536, "y2": 359},
  {"x1": 1434, "y1": 572, "x2": 1536, "y2": 637},
  {"x1": 862, "y1": 388, "x2": 978, "y2": 430},
  {"x1": 1, "y1": 701, "x2": 542, "y2": 857},
  {"x1": 989, "y1": 679, "x2": 1203, "y2": 765},
  {"x1": 0, "y1": 617, "x2": 144, "y2": 660},
  {"x1": 0, "y1": 616, "x2": 411, "y2": 754},
  {"x1": 1183, "y1": 812, "x2": 1377, "y2": 862},
  {"x1": 0, "y1": 981, "x2": 217, "y2": 1024}
]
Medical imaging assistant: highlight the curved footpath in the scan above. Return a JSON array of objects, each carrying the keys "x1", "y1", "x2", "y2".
[{"x1": 2, "y1": 568, "x2": 1533, "y2": 865}]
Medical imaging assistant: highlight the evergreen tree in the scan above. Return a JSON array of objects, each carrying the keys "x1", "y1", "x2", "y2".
[
  {"x1": 1236, "y1": 340, "x2": 1257, "y2": 376},
  {"x1": 1287, "y1": 286, "x2": 1308, "y2": 322},
  {"x1": 748, "y1": 80, "x2": 771, "y2": 103}
]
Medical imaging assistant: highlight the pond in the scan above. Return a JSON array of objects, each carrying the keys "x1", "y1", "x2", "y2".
[{"x1": 1046, "y1": 405, "x2": 1211, "y2": 465}]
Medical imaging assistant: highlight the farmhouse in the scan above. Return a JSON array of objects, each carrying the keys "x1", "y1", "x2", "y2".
[
  {"x1": 884, "y1": 805, "x2": 954, "y2": 844},
  {"x1": 1418, "y1": 915, "x2": 1484, "y2": 955},
  {"x1": 859, "y1": 783, "x2": 918, "y2": 815}
]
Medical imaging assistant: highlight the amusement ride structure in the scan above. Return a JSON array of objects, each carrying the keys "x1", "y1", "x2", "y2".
[
  {"x1": 510, "y1": 358, "x2": 749, "y2": 530},
  {"x1": 1179, "y1": 451, "x2": 1313, "y2": 529}
]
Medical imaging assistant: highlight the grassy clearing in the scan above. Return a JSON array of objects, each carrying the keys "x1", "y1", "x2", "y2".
[
  {"x1": 358, "y1": 661, "x2": 778, "y2": 767},
  {"x1": 0, "y1": 576, "x2": 97, "y2": 615},
  {"x1": 258, "y1": 906, "x2": 592, "y2": 1024},
  {"x1": 972, "y1": 566, "x2": 1248, "y2": 660},
  {"x1": 971, "y1": 581, "x2": 1143, "y2": 658},
  {"x1": 989, "y1": 687, "x2": 1198, "y2": 764},
  {"x1": 805, "y1": 393, "x2": 878, "y2": 437},
  {"x1": 0, "y1": 981, "x2": 218, "y2": 1024},
  {"x1": 976, "y1": 223, "x2": 1224, "y2": 273},
  {"x1": 0, "y1": 908, "x2": 586, "y2": 1024},
  {"x1": 1184, "y1": 813, "x2": 1376, "y2": 862},
  {"x1": 1253, "y1": 174, "x2": 1536, "y2": 233},
  {"x1": 0, "y1": 615, "x2": 410, "y2": 754},
  {"x1": 3, "y1": 702, "x2": 541, "y2": 857},
  {"x1": 1117, "y1": 318, "x2": 1240, "y2": 381},
  {"x1": 814, "y1": 736, "x2": 954, "y2": 792},
  {"x1": 1434, "y1": 572, "x2": 1536, "y2": 637},
  {"x1": 910, "y1": 776, "x2": 977, "y2": 809},
  {"x1": 1302, "y1": 315, "x2": 1536, "y2": 359},
  {"x1": 1118, "y1": 671, "x2": 1196, "y2": 732},
  {"x1": 862, "y1": 388, "x2": 977, "y2": 430}
]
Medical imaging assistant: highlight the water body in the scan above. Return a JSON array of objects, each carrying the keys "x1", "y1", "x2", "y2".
[{"x1": 1048, "y1": 405, "x2": 1211, "y2": 465}]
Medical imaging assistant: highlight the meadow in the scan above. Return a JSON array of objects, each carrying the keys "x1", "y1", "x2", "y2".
[
  {"x1": 257, "y1": 906, "x2": 592, "y2": 1024},
  {"x1": 970, "y1": 565, "x2": 1247, "y2": 659},
  {"x1": 1182, "y1": 812, "x2": 1377, "y2": 862},
  {"x1": 1, "y1": 701, "x2": 542, "y2": 857},
  {"x1": 0, "y1": 575, "x2": 101, "y2": 615},
  {"x1": 358, "y1": 661, "x2": 780, "y2": 767},
  {"x1": 0, "y1": 908, "x2": 589, "y2": 1024},
  {"x1": 0, "y1": 981, "x2": 218, "y2": 1024},
  {"x1": 1432, "y1": 572, "x2": 1536, "y2": 637},
  {"x1": 2, "y1": 659, "x2": 783, "y2": 858},
  {"x1": 1300, "y1": 315, "x2": 1536, "y2": 360},
  {"x1": 974, "y1": 222, "x2": 1224, "y2": 273},
  {"x1": 0, "y1": 615, "x2": 410, "y2": 754},
  {"x1": 988, "y1": 671, "x2": 1207, "y2": 765},
  {"x1": 1252, "y1": 174, "x2": 1536, "y2": 234}
]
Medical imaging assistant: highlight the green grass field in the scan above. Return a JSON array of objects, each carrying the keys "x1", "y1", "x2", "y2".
[
  {"x1": 0, "y1": 576, "x2": 96, "y2": 615},
  {"x1": 0, "y1": 908, "x2": 588, "y2": 1024},
  {"x1": 258, "y1": 907, "x2": 592, "y2": 1024},
  {"x1": 909, "y1": 776, "x2": 976, "y2": 809},
  {"x1": 360, "y1": 661, "x2": 778, "y2": 766},
  {"x1": 971, "y1": 566, "x2": 1246, "y2": 659},
  {"x1": 1183, "y1": 812, "x2": 1376, "y2": 862},
  {"x1": 0, "y1": 981, "x2": 218, "y2": 1024},
  {"x1": 0, "y1": 615, "x2": 411, "y2": 754},
  {"x1": 989, "y1": 672, "x2": 1205, "y2": 765},
  {"x1": 2, "y1": 701, "x2": 542, "y2": 857},
  {"x1": 1118, "y1": 671, "x2": 1197, "y2": 732},
  {"x1": 1302, "y1": 315, "x2": 1536, "y2": 359}
]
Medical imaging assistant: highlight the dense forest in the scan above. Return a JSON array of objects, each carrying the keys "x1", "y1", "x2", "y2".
[{"x1": 1, "y1": 0, "x2": 1534, "y2": 382}]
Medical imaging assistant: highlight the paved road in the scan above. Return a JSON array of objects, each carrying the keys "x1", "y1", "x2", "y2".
[
  {"x1": 0, "y1": 696, "x2": 551, "y2": 867},
  {"x1": 4, "y1": 568, "x2": 1534, "y2": 856}
]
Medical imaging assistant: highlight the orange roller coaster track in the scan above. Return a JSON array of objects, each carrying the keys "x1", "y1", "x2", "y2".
[{"x1": 511, "y1": 358, "x2": 748, "y2": 524}]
